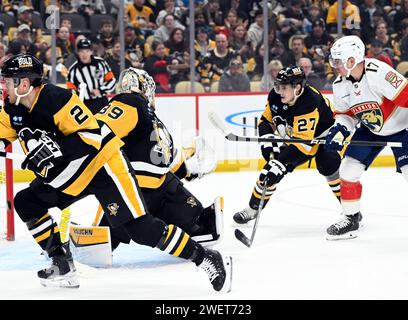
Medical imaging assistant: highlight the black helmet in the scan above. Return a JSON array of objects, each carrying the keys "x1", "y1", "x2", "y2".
[
  {"x1": 1, "y1": 53, "x2": 43, "y2": 82},
  {"x1": 77, "y1": 38, "x2": 92, "y2": 50},
  {"x1": 275, "y1": 65, "x2": 305, "y2": 87}
]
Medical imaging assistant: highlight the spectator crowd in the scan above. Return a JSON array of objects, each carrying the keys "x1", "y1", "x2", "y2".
[{"x1": 1, "y1": 0, "x2": 408, "y2": 93}]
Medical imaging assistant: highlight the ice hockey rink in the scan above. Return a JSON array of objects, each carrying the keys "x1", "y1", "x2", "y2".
[{"x1": 1, "y1": 167, "x2": 408, "y2": 300}]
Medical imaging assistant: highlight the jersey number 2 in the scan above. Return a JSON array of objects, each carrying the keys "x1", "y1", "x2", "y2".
[
  {"x1": 297, "y1": 118, "x2": 316, "y2": 132},
  {"x1": 70, "y1": 105, "x2": 89, "y2": 125}
]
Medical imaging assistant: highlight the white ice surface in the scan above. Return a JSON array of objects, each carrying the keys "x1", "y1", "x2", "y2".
[{"x1": 1, "y1": 168, "x2": 408, "y2": 300}]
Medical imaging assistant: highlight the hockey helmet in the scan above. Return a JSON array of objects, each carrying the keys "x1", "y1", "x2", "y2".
[
  {"x1": 329, "y1": 35, "x2": 365, "y2": 73},
  {"x1": 118, "y1": 67, "x2": 156, "y2": 108},
  {"x1": 275, "y1": 65, "x2": 305, "y2": 87},
  {"x1": 1, "y1": 53, "x2": 43, "y2": 84}
]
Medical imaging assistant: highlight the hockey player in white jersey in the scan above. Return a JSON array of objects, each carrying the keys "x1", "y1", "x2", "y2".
[{"x1": 324, "y1": 35, "x2": 408, "y2": 240}]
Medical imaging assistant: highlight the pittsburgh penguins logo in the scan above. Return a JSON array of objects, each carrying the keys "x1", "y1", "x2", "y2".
[{"x1": 107, "y1": 203, "x2": 119, "y2": 216}]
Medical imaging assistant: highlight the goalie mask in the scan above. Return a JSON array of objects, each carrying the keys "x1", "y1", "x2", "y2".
[
  {"x1": 118, "y1": 68, "x2": 156, "y2": 109},
  {"x1": 0, "y1": 53, "x2": 43, "y2": 105}
]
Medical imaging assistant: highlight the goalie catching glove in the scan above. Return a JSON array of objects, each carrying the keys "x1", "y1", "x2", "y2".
[
  {"x1": 19, "y1": 128, "x2": 63, "y2": 173},
  {"x1": 259, "y1": 159, "x2": 287, "y2": 187}
]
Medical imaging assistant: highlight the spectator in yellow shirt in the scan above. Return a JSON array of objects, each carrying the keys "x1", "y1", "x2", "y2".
[
  {"x1": 128, "y1": 0, "x2": 156, "y2": 28},
  {"x1": 326, "y1": 1, "x2": 361, "y2": 34}
]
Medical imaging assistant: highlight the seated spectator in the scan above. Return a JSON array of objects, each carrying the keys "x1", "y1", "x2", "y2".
[
  {"x1": 326, "y1": 0, "x2": 361, "y2": 34},
  {"x1": 56, "y1": 26, "x2": 74, "y2": 60},
  {"x1": 399, "y1": 21, "x2": 408, "y2": 61},
  {"x1": 154, "y1": 14, "x2": 185, "y2": 43},
  {"x1": 219, "y1": 59, "x2": 250, "y2": 92},
  {"x1": 156, "y1": 0, "x2": 184, "y2": 27},
  {"x1": 298, "y1": 57, "x2": 324, "y2": 90},
  {"x1": 124, "y1": 24, "x2": 147, "y2": 63},
  {"x1": 14, "y1": 24, "x2": 37, "y2": 55},
  {"x1": 311, "y1": 45, "x2": 328, "y2": 82},
  {"x1": 280, "y1": 0, "x2": 304, "y2": 31},
  {"x1": 76, "y1": 0, "x2": 107, "y2": 22},
  {"x1": 198, "y1": 33, "x2": 236, "y2": 92},
  {"x1": 194, "y1": 27, "x2": 216, "y2": 63},
  {"x1": 128, "y1": 0, "x2": 156, "y2": 29},
  {"x1": 229, "y1": 23, "x2": 253, "y2": 63},
  {"x1": 215, "y1": 8, "x2": 239, "y2": 38},
  {"x1": 167, "y1": 51, "x2": 190, "y2": 92},
  {"x1": 0, "y1": 22, "x2": 5, "y2": 45},
  {"x1": 8, "y1": 6, "x2": 42, "y2": 43},
  {"x1": 247, "y1": 10, "x2": 264, "y2": 50},
  {"x1": 205, "y1": 0, "x2": 224, "y2": 27},
  {"x1": 359, "y1": 0, "x2": 384, "y2": 43},
  {"x1": 269, "y1": 41, "x2": 287, "y2": 66},
  {"x1": 303, "y1": 3, "x2": 323, "y2": 34},
  {"x1": 304, "y1": 19, "x2": 334, "y2": 56},
  {"x1": 106, "y1": 39, "x2": 133, "y2": 79},
  {"x1": 278, "y1": 19, "x2": 298, "y2": 50},
  {"x1": 40, "y1": 47, "x2": 68, "y2": 84},
  {"x1": 60, "y1": 17, "x2": 76, "y2": 49},
  {"x1": 281, "y1": 35, "x2": 312, "y2": 67},
  {"x1": 261, "y1": 59, "x2": 283, "y2": 92},
  {"x1": 94, "y1": 19, "x2": 115, "y2": 50},
  {"x1": 247, "y1": 43, "x2": 266, "y2": 81},
  {"x1": 394, "y1": 0, "x2": 408, "y2": 32},
  {"x1": 366, "y1": 38, "x2": 393, "y2": 66},
  {"x1": 194, "y1": 10, "x2": 214, "y2": 40},
  {"x1": 164, "y1": 28, "x2": 187, "y2": 55},
  {"x1": 144, "y1": 40, "x2": 171, "y2": 93}
]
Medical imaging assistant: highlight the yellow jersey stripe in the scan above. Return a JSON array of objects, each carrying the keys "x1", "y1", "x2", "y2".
[{"x1": 173, "y1": 233, "x2": 190, "y2": 257}]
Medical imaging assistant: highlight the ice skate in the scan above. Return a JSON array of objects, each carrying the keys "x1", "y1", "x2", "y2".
[
  {"x1": 197, "y1": 248, "x2": 232, "y2": 293},
  {"x1": 38, "y1": 247, "x2": 79, "y2": 288},
  {"x1": 326, "y1": 212, "x2": 360, "y2": 240},
  {"x1": 233, "y1": 206, "x2": 257, "y2": 224}
]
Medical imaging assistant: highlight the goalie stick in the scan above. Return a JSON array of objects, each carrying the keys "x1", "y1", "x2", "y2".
[
  {"x1": 208, "y1": 111, "x2": 403, "y2": 148},
  {"x1": 235, "y1": 178, "x2": 269, "y2": 248}
]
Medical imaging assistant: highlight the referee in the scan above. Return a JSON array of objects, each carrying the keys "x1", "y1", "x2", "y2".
[{"x1": 67, "y1": 39, "x2": 116, "y2": 114}]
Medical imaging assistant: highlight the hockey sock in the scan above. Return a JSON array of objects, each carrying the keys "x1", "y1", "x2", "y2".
[
  {"x1": 340, "y1": 180, "x2": 362, "y2": 215},
  {"x1": 156, "y1": 224, "x2": 203, "y2": 261},
  {"x1": 26, "y1": 213, "x2": 63, "y2": 257},
  {"x1": 326, "y1": 171, "x2": 341, "y2": 202},
  {"x1": 249, "y1": 180, "x2": 276, "y2": 210}
]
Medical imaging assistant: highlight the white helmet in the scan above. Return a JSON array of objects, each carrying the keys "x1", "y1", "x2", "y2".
[
  {"x1": 329, "y1": 35, "x2": 365, "y2": 76},
  {"x1": 118, "y1": 67, "x2": 156, "y2": 108}
]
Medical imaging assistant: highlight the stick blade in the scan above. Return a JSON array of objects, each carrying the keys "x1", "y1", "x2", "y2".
[
  {"x1": 208, "y1": 111, "x2": 228, "y2": 135},
  {"x1": 234, "y1": 229, "x2": 252, "y2": 248}
]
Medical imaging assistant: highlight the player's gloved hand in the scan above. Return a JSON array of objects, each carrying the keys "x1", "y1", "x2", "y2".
[
  {"x1": 259, "y1": 159, "x2": 287, "y2": 187},
  {"x1": 19, "y1": 129, "x2": 63, "y2": 173},
  {"x1": 260, "y1": 134, "x2": 280, "y2": 161},
  {"x1": 324, "y1": 123, "x2": 350, "y2": 152}
]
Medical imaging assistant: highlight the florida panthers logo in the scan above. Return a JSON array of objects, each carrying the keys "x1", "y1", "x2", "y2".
[{"x1": 351, "y1": 102, "x2": 384, "y2": 133}]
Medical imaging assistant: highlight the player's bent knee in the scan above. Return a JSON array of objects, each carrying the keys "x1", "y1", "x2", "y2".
[
  {"x1": 316, "y1": 152, "x2": 341, "y2": 176},
  {"x1": 339, "y1": 157, "x2": 365, "y2": 182},
  {"x1": 123, "y1": 214, "x2": 166, "y2": 247},
  {"x1": 14, "y1": 188, "x2": 49, "y2": 222}
]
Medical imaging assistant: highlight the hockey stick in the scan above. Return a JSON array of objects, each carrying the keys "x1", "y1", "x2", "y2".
[
  {"x1": 208, "y1": 111, "x2": 403, "y2": 148},
  {"x1": 60, "y1": 83, "x2": 87, "y2": 244},
  {"x1": 0, "y1": 150, "x2": 25, "y2": 161},
  {"x1": 235, "y1": 178, "x2": 269, "y2": 248}
]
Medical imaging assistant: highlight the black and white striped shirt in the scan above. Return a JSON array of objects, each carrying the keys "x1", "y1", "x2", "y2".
[{"x1": 67, "y1": 56, "x2": 116, "y2": 100}]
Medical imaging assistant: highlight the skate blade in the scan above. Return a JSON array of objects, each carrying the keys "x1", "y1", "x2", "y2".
[
  {"x1": 326, "y1": 230, "x2": 359, "y2": 241},
  {"x1": 220, "y1": 256, "x2": 233, "y2": 293},
  {"x1": 39, "y1": 272, "x2": 80, "y2": 289},
  {"x1": 231, "y1": 220, "x2": 254, "y2": 228}
]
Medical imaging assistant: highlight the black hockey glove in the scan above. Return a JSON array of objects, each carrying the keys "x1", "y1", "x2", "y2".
[
  {"x1": 259, "y1": 159, "x2": 287, "y2": 187},
  {"x1": 324, "y1": 123, "x2": 350, "y2": 152},
  {"x1": 19, "y1": 128, "x2": 63, "y2": 173},
  {"x1": 259, "y1": 134, "x2": 281, "y2": 161}
]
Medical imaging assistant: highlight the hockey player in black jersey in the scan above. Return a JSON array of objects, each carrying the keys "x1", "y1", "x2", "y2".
[
  {"x1": 93, "y1": 67, "x2": 222, "y2": 249},
  {"x1": 0, "y1": 54, "x2": 232, "y2": 292},
  {"x1": 233, "y1": 65, "x2": 348, "y2": 225}
]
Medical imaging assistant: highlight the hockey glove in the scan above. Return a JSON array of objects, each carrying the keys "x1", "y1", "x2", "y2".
[
  {"x1": 324, "y1": 124, "x2": 350, "y2": 152},
  {"x1": 260, "y1": 134, "x2": 281, "y2": 161},
  {"x1": 259, "y1": 159, "x2": 287, "y2": 187},
  {"x1": 20, "y1": 130, "x2": 63, "y2": 173}
]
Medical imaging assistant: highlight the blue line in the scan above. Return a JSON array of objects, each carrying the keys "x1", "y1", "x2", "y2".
[{"x1": 225, "y1": 109, "x2": 264, "y2": 128}]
